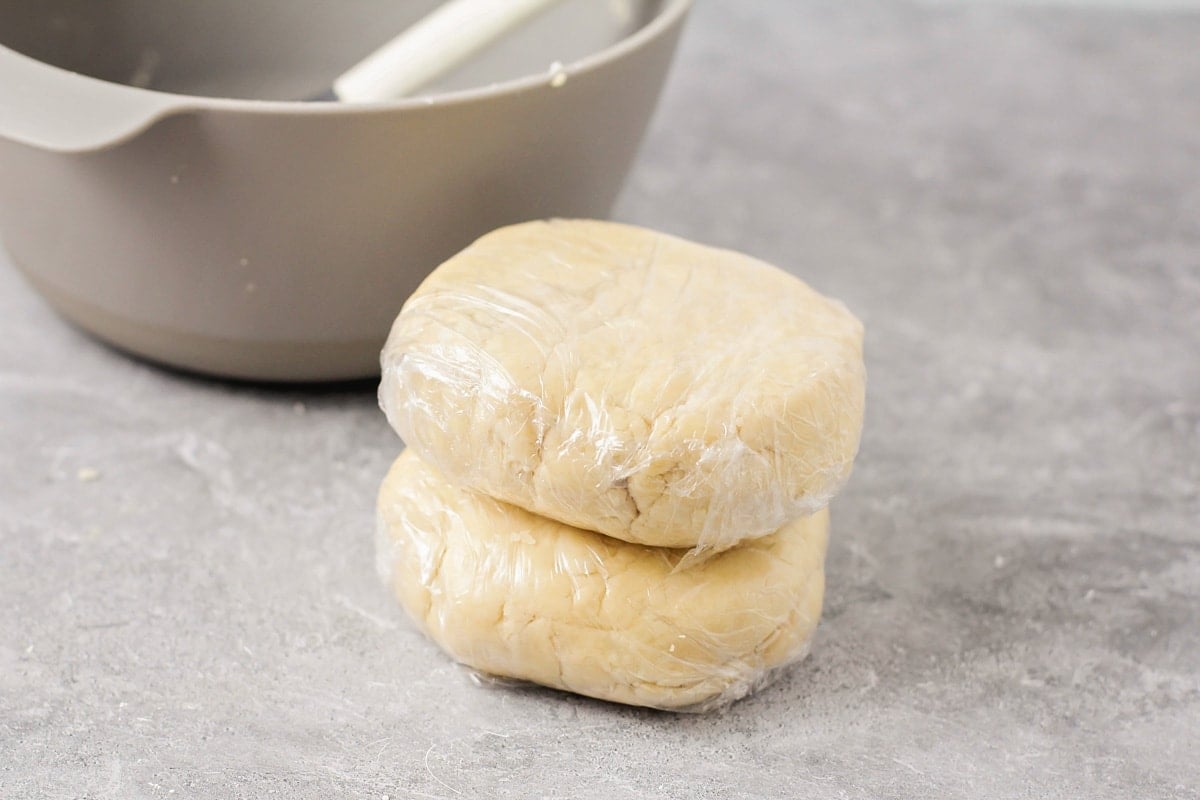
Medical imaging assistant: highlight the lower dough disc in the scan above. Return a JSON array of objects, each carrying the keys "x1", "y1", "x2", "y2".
[{"x1": 376, "y1": 450, "x2": 829, "y2": 711}]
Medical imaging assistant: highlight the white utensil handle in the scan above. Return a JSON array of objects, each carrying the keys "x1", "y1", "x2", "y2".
[{"x1": 334, "y1": 0, "x2": 563, "y2": 101}]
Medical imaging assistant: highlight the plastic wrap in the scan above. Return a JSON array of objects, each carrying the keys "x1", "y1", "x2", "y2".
[
  {"x1": 376, "y1": 450, "x2": 829, "y2": 712},
  {"x1": 380, "y1": 219, "x2": 864, "y2": 555}
]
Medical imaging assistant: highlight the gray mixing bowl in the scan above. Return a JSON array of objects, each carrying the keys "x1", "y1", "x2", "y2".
[{"x1": 0, "y1": 0, "x2": 691, "y2": 381}]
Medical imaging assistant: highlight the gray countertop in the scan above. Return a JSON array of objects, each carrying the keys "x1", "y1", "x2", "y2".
[{"x1": 3, "y1": 2, "x2": 1199, "y2": 798}]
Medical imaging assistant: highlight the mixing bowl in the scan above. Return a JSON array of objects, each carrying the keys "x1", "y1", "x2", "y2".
[{"x1": 0, "y1": 0, "x2": 691, "y2": 380}]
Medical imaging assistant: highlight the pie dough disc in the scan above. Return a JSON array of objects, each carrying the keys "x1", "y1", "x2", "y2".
[
  {"x1": 380, "y1": 219, "x2": 864, "y2": 552},
  {"x1": 376, "y1": 450, "x2": 830, "y2": 711}
]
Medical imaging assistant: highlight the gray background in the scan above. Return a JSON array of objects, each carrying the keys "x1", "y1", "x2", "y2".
[{"x1": 3, "y1": 1, "x2": 1199, "y2": 798}]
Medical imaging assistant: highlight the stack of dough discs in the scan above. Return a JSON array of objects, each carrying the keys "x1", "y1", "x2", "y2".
[
  {"x1": 377, "y1": 451, "x2": 829, "y2": 711},
  {"x1": 380, "y1": 219, "x2": 865, "y2": 553},
  {"x1": 376, "y1": 219, "x2": 865, "y2": 710}
]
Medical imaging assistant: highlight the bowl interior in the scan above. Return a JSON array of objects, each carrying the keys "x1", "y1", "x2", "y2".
[{"x1": 0, "y1": 0, "x2": 666, "y2": 101}]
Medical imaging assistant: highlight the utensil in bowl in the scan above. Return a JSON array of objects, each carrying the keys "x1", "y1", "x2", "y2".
[{"x1": 332, "y1": 0, "x2": 566, "y2": 102}]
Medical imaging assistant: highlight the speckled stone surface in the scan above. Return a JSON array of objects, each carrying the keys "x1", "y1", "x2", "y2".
[{"x1": 3, "y1": 2, "x2": 1199, "y2": 798}]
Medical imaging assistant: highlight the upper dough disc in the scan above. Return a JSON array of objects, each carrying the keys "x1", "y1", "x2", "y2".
[
  {"x1": 376, "y1": 450, "x2": 830, "y2": 711},
  {"x1": 380, "y1": 219, "x2": 864, "y2": 551}
]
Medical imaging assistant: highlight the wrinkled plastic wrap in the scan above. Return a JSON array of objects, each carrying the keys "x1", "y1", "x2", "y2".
[
  {"x1": 380, "y1": 219, "x2": 865, "y2": 555},
  {"x1": 376, "y1": 450, "x2": 829, "y2": 712}
]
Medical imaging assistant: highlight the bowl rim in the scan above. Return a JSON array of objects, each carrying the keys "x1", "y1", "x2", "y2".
[{"x1": 0, "y1": 0, "x2": 693, "y2": 114}]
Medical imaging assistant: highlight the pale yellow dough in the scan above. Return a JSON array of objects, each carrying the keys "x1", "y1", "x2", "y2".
[
  {"x1": 380, "y1": 219, "x2": 864, "y2": 552},
  {"x1": 377, "y1": 450, "x2": 829, "y2": 711}
]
